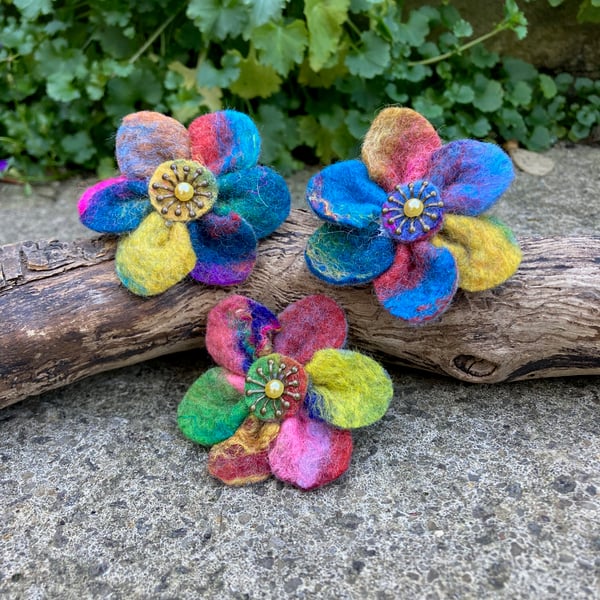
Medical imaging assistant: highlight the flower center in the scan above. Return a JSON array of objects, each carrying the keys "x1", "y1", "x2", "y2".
[
  {"x1": 381, "y1": 180, "x2": 444, "y2": 243},
  {"x1": 244, "y1": 354, "x2": 307, "y2": 421},
  {"x1": 148, "y1": 159, "x2": 218, "y2": 223}
]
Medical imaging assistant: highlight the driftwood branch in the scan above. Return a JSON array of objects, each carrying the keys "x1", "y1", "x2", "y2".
[{"x1": 1, "y1": 208, "x2": 599, "y2": 408}]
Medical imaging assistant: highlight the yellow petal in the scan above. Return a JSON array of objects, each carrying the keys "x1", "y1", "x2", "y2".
[
  {"x1": 431, "y1": 214, "x2": 522, "y2": 292},
  {"x1": 116, "y1": 212, "x2": 196, "y2": 296}
]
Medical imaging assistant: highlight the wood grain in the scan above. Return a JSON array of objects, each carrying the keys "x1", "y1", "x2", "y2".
[{"x1": 1, "y1": 208, "x2": 599, "y2": 408}]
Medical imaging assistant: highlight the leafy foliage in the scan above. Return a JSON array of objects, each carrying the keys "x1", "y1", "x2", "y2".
[{"x1": 0, "y1": 0, "x2": 598, "y2": 181}]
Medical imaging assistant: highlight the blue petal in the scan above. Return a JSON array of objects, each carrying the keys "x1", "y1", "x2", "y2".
[
  {"x1": 373, "y1": 242, "x2": 458, "y2": 322},
  {"x1": 188, "y1": 212, "x2": 257, "y2": 286},
  {"x1": 306, "y1": 160, "x2": 387, "y2": 229},
  {"x1": 428, "y1": 140, "x2": 514, "y2": 216},
  {"x1": 79, "y1": 179, "x2": 152, "y2": 234},
  {"x1": 215, "y1": 166, "x2": 291, "y2": 239},
  {"x1": 305, "y1": 222, "x2": 395, "y2": 285}
]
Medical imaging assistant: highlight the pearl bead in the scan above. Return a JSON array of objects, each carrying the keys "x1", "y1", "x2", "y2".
[
  {"x1": 264, "y1": 379, "x2": 284, "y2": 399},
  {"x1": 174, "y1": 182, "x2": 194, "y2": 202},
  {"x1": 403, "y1": 198, "x2": 424, "y2": 218}
]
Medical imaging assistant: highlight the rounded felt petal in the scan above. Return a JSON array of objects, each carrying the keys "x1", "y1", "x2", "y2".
[
  {"x1": 428, "y1": 140, "x2": 515, "y2": 216},
  {"x1": 177, "y1": 367, "x2": 249, "y2": 446},
  {"x1": 188, "y1": 110, "x2": 260, "y2": 176},
  {"x1": 305, "y1": 222, "x2": 395, "y2": 285},
  {"x1": 268, "y1": 409, "x2": 353, "y2": 490},
  {"x1": 115, "y1": 212, "x2": 196, "y2": 296},
  {"x1": 305, "y1": 349, "x2": 393, "y2": 428},
  {"x1": 116, "y1": 111, "x2": 190, "y2": 180},
  {"x1": 361, "y1": 107, "x2": 441, "y2": 192},
  {"x1": 79, "y1": 178, "x2": 152, "y2": 234},
  {"x1": 188, "y1": 212, "x2": 257, "y2": 286},
  {"x1": 207, "y1": 416, "x2": 280, "y2": 486},
  {"x1": 215, "y1": 165, "x2": 291, "y2": 239},
  {"x1": 205, "y1": 295, "x2": 280, "y2": 375},
  {"x1": 431, "y1": 214, "x2": 522, "y2": 292},
  {"x1": 373, "y1": 241, "x2": 458, "y2": 322},
  {"x1": 306, "y1": 160, "x2": 387, "y2": 229},
  {"x1": 273, "y1": 295, "x2": 348, "y2": 364}
]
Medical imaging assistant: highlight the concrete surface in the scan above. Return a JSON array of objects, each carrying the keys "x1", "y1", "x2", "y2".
[{"x1": 0, "y1": 143, "x2": 599, "y2": 599}]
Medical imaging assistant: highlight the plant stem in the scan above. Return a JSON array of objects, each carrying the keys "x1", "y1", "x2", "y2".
[
  {"x1": 408, "y1": 24, "x2": 509, "y2": 67},
  {"x1": 128, "y1": 9, "x2": 181, "y2": 65}
]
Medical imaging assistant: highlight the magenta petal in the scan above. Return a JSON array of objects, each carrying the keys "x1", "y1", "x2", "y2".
[
  {"x1": 78, "y1": 176, "x2": 126, "y2": 216},
  {"x1": 373, "y1": 242, "x2": 458, "y2": 323},
  {"x1": 205, "y1": 295, "x2": 280, "y2": 375},
  {"x1": 116, "y1": 111, "x2": 190, "y2": 179},
  {"x1": 428, "y1": 140, "x2": 515, "y2": 216},
  {"x1": 273, "y1": 295, "x2": 348, "y2": 364},
  {"x1": 269, "y1": 409, "x2": 353, "y2": 490}
]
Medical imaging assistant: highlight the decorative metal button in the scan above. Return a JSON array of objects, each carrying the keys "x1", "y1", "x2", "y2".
[
  {"x1": 381, "y1": 180, "x2": 444, "y2": 243},
  {"x1": 148, "y1": 159, "x2": 218, "y2": 223}
]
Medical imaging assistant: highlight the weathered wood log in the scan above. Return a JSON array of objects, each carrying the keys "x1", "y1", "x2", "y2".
[{"x1": 1, "y1": 207, "x2": 599, "y2": 408}]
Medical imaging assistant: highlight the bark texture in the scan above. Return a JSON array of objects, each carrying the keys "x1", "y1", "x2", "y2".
[{"x1": 1, "y1": 208, "x2": 599, "y2": 408}]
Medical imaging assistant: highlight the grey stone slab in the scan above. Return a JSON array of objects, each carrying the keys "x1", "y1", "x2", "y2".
[{"x1": 1, "y1": 143, "x2": 599, "y2": 599}]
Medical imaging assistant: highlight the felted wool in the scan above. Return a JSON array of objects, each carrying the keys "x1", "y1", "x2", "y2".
[
  {"x1": 205, "y1": 295, "x2": 280, "y2": 375},
  {"x1": 116, "y1": 111, "x2": 190, "y2": 180},
  {"x1": 80, "y1": 178, "x2": 151, "y2": 234},
  {"x1": 304, "y1": 107, "x2": 521, "y2": 323},
  {"x1": 115, "y1": 213, "x2": 196, "y2": 297},
  {"x1": 216, "y1": 166, "x2": 291, "y2": 238},
  {"x1": 207, "y1": 416, "x2": 280, "y2": 486},
  {"x1": 431, "y1": 215, "x2": 522, "y2": 292},
  {"x1": 305, "y1": 222, "x2": 395, "y2": 285},
  {"x1": 306, "y1": 160, "x2": 387, "y2": 229},
  {"x1": 362, "y1": 107, "x2": 441, "y2": 192},
  {"x1": 78, "y1": 109, "x2": 290, "y2": 297},
  {"x1": 188, "y1": 212, "x2": 257, "y2": 285},
  {"x1": 373, "y1": 242, "x2": 458, "y2": 323},
  {"x1": 268, "y1": 408, "x2": 353, "y2": 491},
  {"x1": 188, "y1": 110, "x2": 260, "y2": 176},
  {"x1": 428, "y1": 140, "x2": 515, "y2": 216},
  {"x1": 305, "y1": 349, "x2": 393, "y2": 428},
  {"x1": 273, "y1": 295, "x2": 347, "y2": 364},
  {"x1": 177, "y1": 294, "x2": 393, "y2": 490},
  {"x1": 177, "y1": 367, "x2": 249, "y2": 446}
]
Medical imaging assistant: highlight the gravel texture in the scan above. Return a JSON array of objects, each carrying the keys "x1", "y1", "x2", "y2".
[{"x1": 0, "y1": 143, "x2": 599, "y2": 599}]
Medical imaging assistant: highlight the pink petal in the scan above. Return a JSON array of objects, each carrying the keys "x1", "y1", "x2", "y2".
[{"x1": 273, "y1": 295, "x2": 347, "y2": 364}]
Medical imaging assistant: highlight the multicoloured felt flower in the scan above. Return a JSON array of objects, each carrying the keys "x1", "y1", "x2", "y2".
[
  {"x1": 177, "y1": 294, "x2": 393, "y2": 490},
  {"x1": 78, "y1": 110, "x2": 290, "y2": 296},
  {"x1": 305, "y1": 107, "x2": 522, "y2": 323}
]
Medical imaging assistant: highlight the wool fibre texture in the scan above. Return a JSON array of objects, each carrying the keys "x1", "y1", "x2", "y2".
[
  {"x1": 268, "y1": 408, "x2": 353, "y2": 491},
  {"x1": 115, "y1": 213, "x2": 196, "y2": 296},
  {"x1": 208, "y1": 416, "x2": 280, "y2": 485},
  {"x1": 177, "y1": 368, "x2": 249, "y2": 446},
  {"x1": 305, "y1": 349, "x2": 393, "y2": 428}
]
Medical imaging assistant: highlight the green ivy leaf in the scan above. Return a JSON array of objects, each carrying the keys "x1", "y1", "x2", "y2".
[
  {"x1": 345, "y1": 31, "x2": 390, "y2": 78},
  {"x1": 396, "y1": 9, "x2": 432, "y2": 47},
  {"x1": 253, "y1": 20, "x2": 308, "y2": 76},
  {"x1": 196, "y1": 52, "x2": 241, "y2": 88},
  {"x1": 528, "y1": 124, "x2": 553, "y2": 149},
  {"x1": 229, "y1": 50, "x2": 282, "y2": 99},
  {"x1": 473, "y1": 78, "x2": 504, "y2": 112},
  {"x1": 186, "y1": 0, "x2": 247, "y2": 40},
  {"x1": 243, "y1": 0, "x2": 284, "y2": 30},
  {"x1": 13, "y1": 0, "x2": 53, "y2": 19},
  {"x1": 61, "y1": 131, "x2": 95, "y2": 164},
  {"x1": 508, "y1": 81, "x2": 532, "y2": 107},
  {"x1": 469, "y1": 45, "x2": 499, "y2": 69},
  {"x1": 304, "y1": 0, "x2": 350, "y2": 71},
  {"x1": 452, "y1": 19, "x2": 473, "y2": 38},
  {"x1": 577, "y1": 0, "x2": 600, "y2": 23},
  {"x1": 503, "y1": 57, "x2": 538, "y2": 82},
  {"x1": 538, "y1": 74, "x2": 557, "y2": 99}
]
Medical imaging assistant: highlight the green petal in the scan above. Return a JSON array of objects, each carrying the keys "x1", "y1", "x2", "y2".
[
  {"x1": 305, "y1": 349, "x2": 393, "y2": 429},
  {"x1": 177, "y1": 367, "x2": 249, "y2": 446}
]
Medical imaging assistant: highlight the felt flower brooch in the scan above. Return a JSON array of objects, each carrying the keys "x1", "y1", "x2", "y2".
[
  {"x1": 78, "y1": 110, "x2": 290, "y2": 296},
  {"x1": 177, "y1": 294, "x2": 393, "y2": 490},
  {"x1": 305, "y1": 107, "x2": 522, "y2": 323}
]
